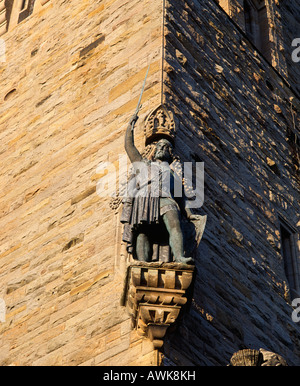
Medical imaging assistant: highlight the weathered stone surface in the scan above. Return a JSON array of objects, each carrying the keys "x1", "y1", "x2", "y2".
[
  {"x1": 230, "y1": 349, "x2": 263, "y2": 366},
  {"x1": 229, "y1": 348, "x2": 288, "y2": 366},
  {"x1": 0, "y1": 0, "x2": 299, "y2": 367},
  {"x1": 161, "y1": 0, "x2": 300, "y2": 366},
  {"x1": 122, "y1": 262, "x2": 195, "y2": 349},
  {"x1": 0, "y1": 0, "x2": 163, "y2": 366}
]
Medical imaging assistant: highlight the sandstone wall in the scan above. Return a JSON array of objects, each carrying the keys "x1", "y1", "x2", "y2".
[
  {"x1": 217, "y1": 0, "x2": 300, "y2": 95},
  {"x1": 0, "y1": 0, "x2": 299, "y2": 367},
  {"x1": 0, "y1": 0, "x2": 163, "y2": 366},
  {"x1": 161, "y1": 0, "x2": 300, "y2": 365}
]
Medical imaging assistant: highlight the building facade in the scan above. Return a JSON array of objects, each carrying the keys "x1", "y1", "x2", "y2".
[{"x1": 0, "y1": 0, "x2": 299, "y2": 366}]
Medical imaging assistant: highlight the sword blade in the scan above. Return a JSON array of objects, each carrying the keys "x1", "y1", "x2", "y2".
[{"x1": 135, "y1": 64, "x2": 150, "y2": 113}]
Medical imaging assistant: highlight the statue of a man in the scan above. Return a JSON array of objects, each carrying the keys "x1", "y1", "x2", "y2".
[{"x1": 121, "y1": 113, "x2": 198, "y2": 264}]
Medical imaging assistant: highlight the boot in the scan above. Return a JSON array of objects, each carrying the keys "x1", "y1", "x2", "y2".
[{"x1": 175, "y1": 256, "x2": 194, "y2": 265}]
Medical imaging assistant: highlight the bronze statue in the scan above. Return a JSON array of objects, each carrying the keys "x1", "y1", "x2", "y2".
[{"x1": 121, "y1": 112, "x2": 203, "y2": 264}]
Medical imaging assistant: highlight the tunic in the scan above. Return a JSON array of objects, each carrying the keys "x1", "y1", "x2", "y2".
[{"x1": 121, "y1": 159, "x2": 180, "y2": 254}]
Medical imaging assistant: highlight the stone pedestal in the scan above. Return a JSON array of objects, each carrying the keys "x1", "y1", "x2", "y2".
[{"x1": 121, "y1": 261, "x2": 194, "y2": 349}]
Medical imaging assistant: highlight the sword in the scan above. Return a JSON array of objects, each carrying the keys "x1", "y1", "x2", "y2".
[{"x1": 131, "y1": 64, "x2": 150, "y2": 131}]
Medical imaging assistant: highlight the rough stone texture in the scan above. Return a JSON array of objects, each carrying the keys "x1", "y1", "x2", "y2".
[
  {"x1": 217, "y1": 0, "x2": 300, "y2": 95},
  {"x1": 161, "y1": 0, "x2": 300, "y2": 366},
  {"x1": 229, "y1": 348, "x2": 288, "y2": 366},
  {"x1": 0, "y1": 0, "x2": 163, "y2": 366},
  {"x1": 0, "y1": 0, "x2": 299, "y2": 367}
]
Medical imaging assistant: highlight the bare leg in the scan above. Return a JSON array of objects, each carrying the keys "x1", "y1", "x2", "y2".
[
  {"x1": 136, "y1": 232, "x2": 151, "y2": 261},
  {"x1": 162, "y1": 210, "x2": 194, "y2": 264}
]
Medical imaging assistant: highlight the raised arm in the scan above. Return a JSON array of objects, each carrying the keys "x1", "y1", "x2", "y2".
[{"x1": 124, "y1": 113, "x2": 143, "y2": 164}]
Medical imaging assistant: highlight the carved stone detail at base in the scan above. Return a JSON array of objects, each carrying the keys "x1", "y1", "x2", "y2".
[
  {"x1": 121, "y1": 261, "x2": 194, "y2": 349},
  {"x1": 229, "y1": 348, "x2": 288, "y2": 366}
]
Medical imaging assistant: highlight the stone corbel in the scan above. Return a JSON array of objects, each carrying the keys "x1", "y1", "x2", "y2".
[{"x1": 121, "y1": 261, "x2": 194, "y2": 349}]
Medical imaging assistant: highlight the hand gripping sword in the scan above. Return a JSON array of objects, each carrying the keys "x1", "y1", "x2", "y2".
[{"x1": 131, "y1": 64, "x2": 150, "y2": 131}]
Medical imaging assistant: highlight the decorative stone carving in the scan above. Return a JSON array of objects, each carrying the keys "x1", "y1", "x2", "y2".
[
  {"x1": 109, "y1": 194, "x2": 122, "y2": 212},
  {"x1": 229, "y1": 349, "x2": 263, "y2": 366},
  {"x1": 121, "y1": 261, "x2": 194, "y2": 349},
  {"x1": 229, "y1": 348, "x2": 288, "y2": 366},
  {"x1": 144, "y1": 104, "x2": 177, "y2": 146},
  {"x1": 259, "y1": 349, "x2": 288, "y2": 366}
]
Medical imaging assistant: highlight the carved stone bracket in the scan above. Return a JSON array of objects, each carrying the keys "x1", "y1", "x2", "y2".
[{"x1": 121, "y1": 261, "x2": 194, "y2": 349}]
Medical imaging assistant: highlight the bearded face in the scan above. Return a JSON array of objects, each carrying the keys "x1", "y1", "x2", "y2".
[{"x1": 154, "y1": 139, "x2": 173, "y2": 163}]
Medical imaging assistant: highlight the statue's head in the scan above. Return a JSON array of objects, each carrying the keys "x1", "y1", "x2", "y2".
[{"x1": 153, "y1": 139, "x2": 173, "y2": 163}]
